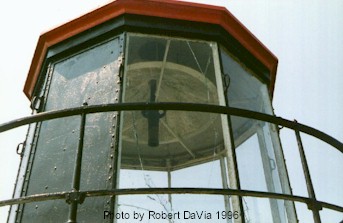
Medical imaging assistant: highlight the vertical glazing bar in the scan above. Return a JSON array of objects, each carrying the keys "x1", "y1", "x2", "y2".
[
  {"x1": 260, "y1": 86, "x2": 298, "y2": 222},
  {"x1": 112, "y1": 33, "x2": 126, "y2": 223},
  {"x1": 256, "y1": 126, "x2": 282, "y2": 223},
  {"x1": 113, "y1": 110, "x2": 122, "y2": 223},
  {"x1": 166, "y1": 159, "x2": 172, "y2": 209},
  {"x1": 67, "y1": 110, "x2": 86, "y2": 223},
  {"x1": 294, "y1": 120, "x2": 321, "y2": 223},
  {"x1": 225, "y1": 116, "x2": 245, "y2": 223},
  {"x1": 166, "y1": 159, "x2": 173, "y2": 223},
  {"x1": 213, "y1": 43, "x2": 245, "y2": 223},
  {"x1": 219, "y1": 154, "x2": 233, "y2": 223}
]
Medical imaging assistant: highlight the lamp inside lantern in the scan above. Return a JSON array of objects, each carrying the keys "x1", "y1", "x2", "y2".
[{"x1": 120, "y1": 34, "x2": 226, "y2": 171}]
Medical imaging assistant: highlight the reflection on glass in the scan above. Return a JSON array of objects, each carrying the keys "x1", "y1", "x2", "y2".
[
  {"x1": 220, "y1": 46, "x2": 297, "y2": 223},
  {"x1": 219, "y1": 46, "x2": 266, "y2": 113},
  {"x1": 118, "y1": 34, "x2": 238, "y2": 222},
  {"x1": 120, "y1": 34, "x2": 224, "y2": 175}
]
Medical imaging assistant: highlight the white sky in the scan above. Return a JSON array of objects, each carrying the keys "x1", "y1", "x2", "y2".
[{"x1": 0, "y1": 0, "x2": 342, "y2": 222}]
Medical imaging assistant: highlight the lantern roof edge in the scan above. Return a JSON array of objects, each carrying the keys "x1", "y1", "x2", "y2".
[{"x1": 24, "y1": 0, "x2": 278, "y2": 99}]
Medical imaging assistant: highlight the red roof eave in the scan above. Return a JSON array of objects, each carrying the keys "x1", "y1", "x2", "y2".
[{"x1": 24, "y1": 0, "x2": 278, "y2": 99}]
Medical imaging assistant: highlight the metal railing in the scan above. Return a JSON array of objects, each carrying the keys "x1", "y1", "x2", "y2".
[{"x1": 1, "y1": 102, "x2": 342, "y2": 223}]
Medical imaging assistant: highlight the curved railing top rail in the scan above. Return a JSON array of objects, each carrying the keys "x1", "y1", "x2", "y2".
[
  {"x1": 0, "y1": 188, "x2": 342, "y2": 212},
  {"x1": 1, "y1": 102, "x2": 342, "y2": 223},
  {"x1": 0, "y1": 102, "x2": 342, "y2": 153}
]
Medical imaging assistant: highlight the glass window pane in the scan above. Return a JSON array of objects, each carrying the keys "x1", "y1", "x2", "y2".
[
  {"x1": 124, "y1": 34, "x2": 219, "y2": 105},
  {"x1": 119, "y1": 111, "x2": 228, "y2": 188},
  {"x1": 171, "y1": 160, "x2": 224, "y2": 188},
  {"x1": 235, "y1": 118, "x2": 293, "y2": 223},
  {"x1": 242, "y1": 197, "x2": 289, "y2": 223},
  {"x1": 118, "y1": 34, "x2": 236, "y2": 220},
  {"x1": 220, "y1": 46, "x2": 295, "y2": 223},
  {"x1": 237, "y1": 133, "x2": 269, "y2": 191},
  {"x1": 220, "y1": 46, "x2": 268, "y2": 114},
  {"x1": 120, "y1": 34, "x2": 229, "y2": 187}
]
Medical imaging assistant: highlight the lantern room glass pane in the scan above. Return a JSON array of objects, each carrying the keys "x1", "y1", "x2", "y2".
[
  {"x1": 120, "y1": 33, "x2": 227, "y2": 177},
  {"x1": 124, "y1": 33, "x2": 219, "y2": 105},
  {"x1": 120, "y1": 34, "x2": 229, "y2": 182},
  {"x1": 220, "y1": 46, "x2": 296, "y2": 223},
  {"x1": 219, "y1": 47, "x2": 268, "y2": 114},
  {"x1": 118, "y1": 34, "x2": 234, "y2": 216}
]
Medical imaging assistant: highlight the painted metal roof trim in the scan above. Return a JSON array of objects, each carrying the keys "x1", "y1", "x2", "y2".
[{"x1": 24, "y1": 0, "x2": 278, "y2": 99}]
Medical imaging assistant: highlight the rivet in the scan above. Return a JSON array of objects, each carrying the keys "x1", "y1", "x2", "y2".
[
  {"x1": 35, "y1": 205, "x2": 38, "y2": 209},
  {"x1": 115, "y1": 89, "x2": 119, "y2": 93},
  {"x1": 107, "y1": 200, "x2": 110, "y2": 204},
  {"x1": 54, "y1": 166, "x2": 57, "y2": 170},
  {"x1": 45, "y1": 186, "x2": 48, "y2": 189},
  {"x1": 108, "y1": 176, "x2": 112, "y2": 180},
  {"x1": 110, "y1": 155, "x2": 113, "y2": 159},
  {"x1": 116, "y1": 81, "x2": 121, "y2": 84},
  {"x1": 109, "y1": 165, "x2": 112, "y2": 170}
]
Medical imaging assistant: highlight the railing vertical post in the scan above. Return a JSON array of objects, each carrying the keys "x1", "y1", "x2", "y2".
[
  {"x1": 67, "y1": 106, "x2": 87, "y2": 223},
  {"x1": 294, "y1": 120, "x2": 321, "y2": 223}
]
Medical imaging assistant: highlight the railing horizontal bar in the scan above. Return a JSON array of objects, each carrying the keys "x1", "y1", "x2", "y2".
[
  {"x1": 0, "y1": 188, "x2": 342, "y2": 213},
  {"x1": 0, "y1": 103, "x2": 341, "y2": 152}
]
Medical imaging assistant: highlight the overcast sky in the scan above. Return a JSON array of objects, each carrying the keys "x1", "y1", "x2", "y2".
[{"x1": 0, "y1": 0, "x2": 342, "y2": 222}]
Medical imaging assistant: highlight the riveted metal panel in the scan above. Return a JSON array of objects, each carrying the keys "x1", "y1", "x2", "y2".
[{"x1": 16, "y1": 36, "x2": 123, "y2": 223}]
